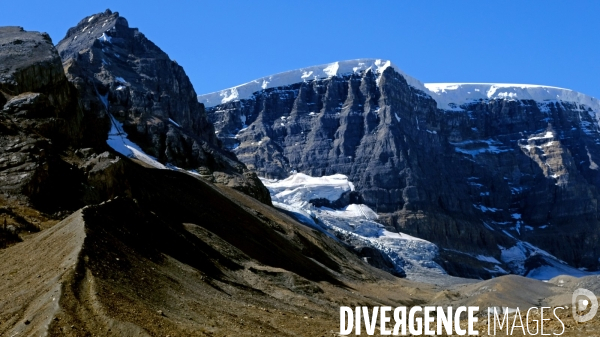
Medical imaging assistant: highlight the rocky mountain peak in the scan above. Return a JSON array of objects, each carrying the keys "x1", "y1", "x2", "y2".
[{"x1": 56, "y1": 11, "x2": 270, "y2": 203}]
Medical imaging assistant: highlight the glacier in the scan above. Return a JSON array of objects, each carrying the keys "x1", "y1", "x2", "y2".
[
  {"x1": 425, "y1": 82, "x2": 600, "y2": 113},
  {"x1": 198, "y1": 58, "x2": 600, "y2": 119},
  {"x1": 260, "y1": 173, "x2": 446, "y2": 278},
  {"x1": 198, "y1": 59, "x2": 428, "y2": 108}
]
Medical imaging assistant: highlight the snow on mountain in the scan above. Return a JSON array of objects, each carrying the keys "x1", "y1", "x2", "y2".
[
  {"x1": 527, "y1": 259, "x2": 600, "y2": 281},
  {"x1": 198, "y1": 58, "x2": 600, "y2": 120},
  {"x1": 107, "y1": 114, "x2": 167, "y2": 169},
  {"x1": 106, "y1": 114, "x2": 207, "y2": 178},
  {"x1": 264, "y1": 173, "x2": 354, "y2": 204},
  {"x1": 425, "y1": 83, "x2": 600, "y2": 113},
  {"x1": 197, "y1": 59, "x2": 428, "y2": 108},
  {"x1": 260, "y1": 173, "x2": 445, "y2": 276},
  {"x1": 492, "y1": 240, "x2": 600, "y2": 281}
]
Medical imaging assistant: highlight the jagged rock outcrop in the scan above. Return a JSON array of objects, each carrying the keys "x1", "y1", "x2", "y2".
[
  {"x1": 202, "y1": 59, "x2": 600, "y2": 278},
  {"x1": 56, "y1": 10, "x2": 270, "y2": 203},
  {"x1": 0, "y1": 26, "x2": 86, "y2": 209}
]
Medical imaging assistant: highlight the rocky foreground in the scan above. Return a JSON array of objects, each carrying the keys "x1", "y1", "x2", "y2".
[{"x1": 2, "y1": 158, "x2": 599, "y2": 336}]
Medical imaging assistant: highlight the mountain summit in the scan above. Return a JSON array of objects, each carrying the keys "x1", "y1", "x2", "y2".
[{"x1": 56, "y1": 9, "x2": 270, "y2": 202}]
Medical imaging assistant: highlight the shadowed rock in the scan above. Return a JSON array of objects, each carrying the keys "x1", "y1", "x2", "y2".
[{"x1": 0, "y1": 26, "x2": 85, "y2": 211}]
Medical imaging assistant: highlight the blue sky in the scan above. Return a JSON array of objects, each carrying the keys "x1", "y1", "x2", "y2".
[{"x1": 4, "y1": 1, "x2": 600, "y2": 99}]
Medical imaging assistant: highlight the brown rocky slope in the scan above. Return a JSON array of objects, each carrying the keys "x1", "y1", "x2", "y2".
[{"x1": 1, "y1": 154, "x2": 598, "y2": 336}]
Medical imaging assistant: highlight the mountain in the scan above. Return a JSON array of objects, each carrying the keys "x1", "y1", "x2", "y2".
[
  {"x1": 1, "y1": 11, "x2": 599, "y2": 337},
  {"x1": 56, "y1": 9, "x2": 270, "y2": 203},
  {"x1": 200, "y1": 58, "x2": 600, "y2": 279},
  {"x1": 0, "y1": 16, "x2": 411, "y2": 336}
]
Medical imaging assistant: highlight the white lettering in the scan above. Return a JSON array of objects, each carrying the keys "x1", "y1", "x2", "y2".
[
  {"x1": 424, "y1": 306, "x2": 435, "y2": 335},
  {"x1": 541, "y1": 307, "x2": 551, "y2": 335},
  {"x1": 438, "y1": 306, "x2": 453, "y2": 335},
  {"x1": 527, "y1": 307, "x2": 539, "y2": 335},
  {"x1": 510, "y1": 308, "x2": 525, "y2": 335},
  {"x1": 455, "y1": 306, "x2": 467, "y2": 335},
  {"x1": 363, "y1": 306, "x2": 378, "y2": 335},
  {"x1": 468, "y1": 306, "x2": 479, "y2": 335},
  {"x1": 380, "y1": 306, "x2": 391, "y2": 335},
  {"x1": 355, "y1": 307, "x2": 361, "y2": 335},
  {"x1": 493, "y1": 307, "x2": 508, "y2": 335},
  {"x1": 340, "y1": 307, "x2": 352, "y2": 335},
  {"x1": 393, "y1": 307, "x2": 407, "y2": 335},
  {"x1": 409, "y1": 306, "x2": 423, "y2": 335},
  {"x1": 553, "y1": 307, "x2": 565, "y2": 335}
]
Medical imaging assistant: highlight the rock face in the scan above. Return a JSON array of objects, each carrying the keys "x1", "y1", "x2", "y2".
[
  {"x1": 202, "y1": 59, "x2": 600, "y2": 278},
  {"x1": 56, "y1": 10, "x2": 270, "y2": 203},
  {"x1": 0, "y1": 26, "x2": 85, "y2": 209},
  {"x1": 0, "y1": 26, "x2": 123, "y2": 249}
]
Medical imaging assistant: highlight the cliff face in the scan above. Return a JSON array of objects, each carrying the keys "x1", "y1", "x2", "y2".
[
  {"x1": 203, "y1": 60, "x2": 600, "y2": 277},
  {"x1": 437, "y1": 96, "x2": 600, "y2": 272},
  {"x1": 56, "y1": 10, "x2": 270, "y2": 203},
  {"x1": 0, "y1": 26, "x2": 86, "y2": 210}
]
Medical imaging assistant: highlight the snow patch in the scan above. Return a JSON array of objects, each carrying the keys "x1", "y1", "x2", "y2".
[
  {"x1": 476, "y1": 255, "x2": 501, "y2": 264},
  {"x1": 497, "y1": 240, "x2": 583, "y2": 279},
  {"x1": 473, "y1": 204, "x2": 500, "y2": 213},
  {"x1": 301, "y1": 71, "x2": 313, "y2": 79},
  {"x1": 240, "y1": 114, "x2": 247, "y2": 128},
  {"x1": 322, "y1": 62, "x2": 339, "y2": 77},
  {"x1": 587, "y1": 146, "x2": 599, "y2": 170},
  {"x1": 528, "y1": 131, "x2": 554, "y2": 141},
  {"x1": 98, "y1": 32, "x2": 112, "y2": 43},
  {"x1": 220, "y1": 87, "x2": 239, "y2": 104},
  {"x1": 106, "y1": 115, "x2": 167, "y2": 170},
  {"x1": 102, "y1": 93, "x2": 205, "y2": 181},
  {"x1": 527, "y1": 259, "x2": 600, "y2": 281}
]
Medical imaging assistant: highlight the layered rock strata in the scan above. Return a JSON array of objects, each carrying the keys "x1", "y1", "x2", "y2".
[{"x1": 202, "y1": 59, "x2": 600, "y2": 277}]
